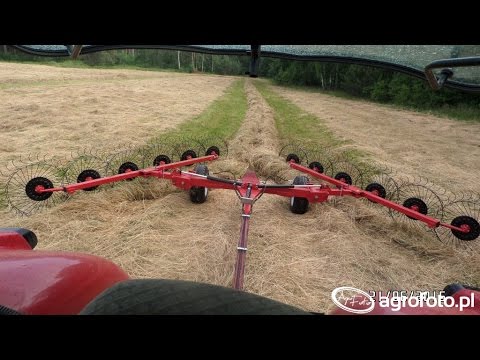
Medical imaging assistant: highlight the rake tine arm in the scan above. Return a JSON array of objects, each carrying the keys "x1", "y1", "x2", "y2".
[
  {"x1": 38, "y1": 155, "x2": 218, "y2": 195},
  {"x1": 289, "y1": 162, "x2": 470, "y2": 233}
]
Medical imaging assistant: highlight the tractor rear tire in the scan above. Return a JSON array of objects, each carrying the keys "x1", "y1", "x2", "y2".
[
  {"x1": 189, "y1": 164, "x2": 209, "y2": 203},
  {"x1": 290, "y1": 176, "x2": 309, "y2": 214},
  {"x1": 79, "y1": 279, "x2": 311, "y2": 315}
]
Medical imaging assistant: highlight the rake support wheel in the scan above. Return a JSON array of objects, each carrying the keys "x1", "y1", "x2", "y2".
[
  {"x1": 435, "y1": 196, "x2": 479, "y2": 247},
  {"x1": 4, "y1": 160, "x2": 66, "y2": 216},
  {"x1": 205, "y1": 146, "x2": 220, "y2": 157},
  {"x1": 189, "y1": 165, "x2": 209, "y2": 203},
  {"x1": 290, "y1": 176, "x2": 309, "y2": 214}
]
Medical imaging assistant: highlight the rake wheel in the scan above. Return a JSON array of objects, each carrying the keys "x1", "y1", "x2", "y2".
[
  {"x1": 205, "y1": 146, "x2": 220, "y2": 157},
  {"x1": 365, "y1": 182, "x2": 387, "y2": 200},
  {"x1": 153, "y1": 155, "x2": 172, "y2": 166},
  {"x1": 77, "y1": 169, "x2": 101, "y2": 191},
  {"x1": 308, "y1": 161, "x2": 324, "y2": 174},
  {"x1": 181, "y1": 150, "x2": 197, "y2": 161},
  {"x1": 286, "y1": 153, "x2": 300, "y2": 164},
  {"x1": 390, "y1": 182, "x2": 444, "y2": 233},
  {"x1": 435, "y1": 195, "x2": 480, "y2": 248},
  {"x1": 403, "y1": 197, "x2": 428, "y2": 219},
  {"x1": 25, "y1": 177, "x2": 53, "y2": 201},
  {"x1": 4, "y1": 160, "x2": 65, "y2": 216},
  {"x1": 334, "y1": 172, "x2": 352, "y2": 186}
]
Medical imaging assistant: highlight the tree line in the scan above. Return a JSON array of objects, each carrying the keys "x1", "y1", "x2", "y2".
[{"x1": 1, "y1": 47, "x2": 478, "y2": 118}]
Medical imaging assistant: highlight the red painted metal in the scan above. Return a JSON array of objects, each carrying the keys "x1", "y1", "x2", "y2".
[
  {"x1": 232, "y1": 171, "x2": 262, "y2": 290},
  {"x1": 0, "y1": 249, "x2": 129, "y2": 314},
  {"x1": 35, "y1": 153, "x2": 462, "y2": 236},
  {"x1": 0, "y1": 232, "x2": 33, "y2": 251},
  {"x1": 14, "y1": 154, "x2": 471, "y2": 307},
  {"x1": 37, "y1": 156, "x2": 464, "y2": 235},
  {"x1": 289, "y1": 162, "x2": 448, "y2": 230},
  {"x1": 38, "y1": 154, "x2": 217, "y2": 194},
  {"x1": 3, "y1": 155, "x2": 476, "y2": 313}
]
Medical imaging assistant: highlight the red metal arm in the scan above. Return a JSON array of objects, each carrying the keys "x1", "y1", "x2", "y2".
[
  {"x1": 39, "y1": 155, "x2": 218, "y2": 194},
  {"x1": 289, "y1": 162, "x2": 467, "y2": 232}
]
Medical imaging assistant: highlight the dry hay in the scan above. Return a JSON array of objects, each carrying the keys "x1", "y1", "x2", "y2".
[
  {"x1": 270, "y1": 83, "x2": 480, "y2": 195},
  {"x1": 0, "y1": 62, "x2": 234, "y2": 165}
]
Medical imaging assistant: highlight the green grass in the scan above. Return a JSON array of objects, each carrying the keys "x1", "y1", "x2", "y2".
[
  {"x1": 253, "y1": 80, "x2": 377, "y2": 178},
  {"x1": 428, "y1": 104, "x2": 480, "y2": 123},
  {"x1": 254, "y1": 80, "x2": 368, "y2": 161},
  {"x1": 254, "y1": 80, "x2": 340, "y2": 146},
  {"x1": 151, "y1": 78, "x2": 247, "y2": 142}
]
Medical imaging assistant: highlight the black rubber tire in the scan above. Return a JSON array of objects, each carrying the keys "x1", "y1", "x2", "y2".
[
  {"x1": 403, "y1": 197, "x2": 428, "y2": 220},
  {"x1": 118, "y1": 162, "x2": 138, "y2": 182},
  {"x1": 76, "y1": 169, "x2": 101, "y2": 191},
  {"x1": 205, "y1": 146, "x2": 220, "y2": 157},
  {"x1": 153, "y1": 155, "x2": 171, "y2": 166},
  {"x1": 308, "y1": 161, "x2": 324, "y2": 174},
  {"x1": 189, "y1": 164, "x2": 209, "y2": 203},
  {"x1": 0, "y1": 304, "x2": 22, "y2": 315},
  {"x1": 450, "y1": 216, "x2": 480, "y2": 241},
  {"x1": 181, "y1": 150, "x2": 197, "y2": 161},
  {"x1": 25, "y1": 177, "x2": 54, "y2": 201},
  {"x1": 365, "y1": 182, "x2": 387, "y2": 200},
  {"x1": 79, "y1": 279, "x2": 311, "y2": 315},
  {"x1": 443, "y1": 283, "x2": 480, "y2": 296},
  {"x1": 286, "y1": 153, "x2": 300, "y2": 164},
  {"x1": 334, "y1": 172, "x2": 352, "y2": 185},
  {"x1": 290, "y1": 176, "x2": 309, "y2": 214}
]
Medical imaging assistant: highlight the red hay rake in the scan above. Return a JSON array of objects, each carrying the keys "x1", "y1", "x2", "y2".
[{"x1": 1, "y1": 139, "x2": 479, "y2": 290}]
